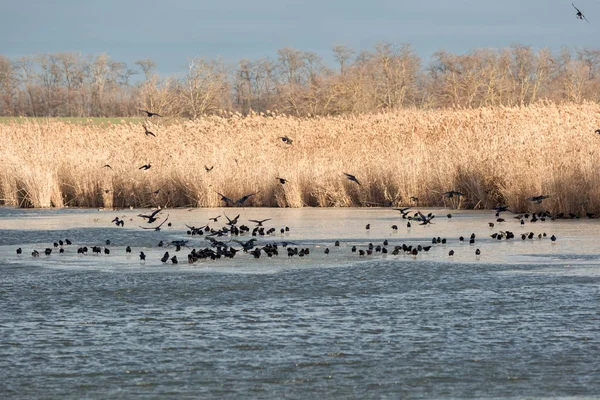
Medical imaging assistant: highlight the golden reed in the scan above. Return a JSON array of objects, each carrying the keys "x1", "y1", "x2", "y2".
[{"x1": 1, "y1": 102, "x2": 599, "y2": 215}]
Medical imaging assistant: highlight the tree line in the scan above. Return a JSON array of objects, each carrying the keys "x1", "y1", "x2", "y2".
[{"x1": 1, "y1": 43, "x2": 600, "y2": 118}]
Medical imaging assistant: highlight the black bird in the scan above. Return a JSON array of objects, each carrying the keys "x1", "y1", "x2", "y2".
[
  {"x1": 573, "y1": 3, "x2": 589, "y2": 22},
  {"x1": 236, "y1": 193, "x2": 258, "y2": 206},
  {"x1": 394, "y1": 207, "x2": 411, "y2": 217},
  {"x1": 32, "y1": 250, "x2": 40, "y2": 257},
  {"x1": 365, "y1": 224, "x2": 370, "y2": 230},
  {"x1": 475, "y1": 248, "x2": 481, "y2": 257},
  {"x1": 138, "y1": 209, "x2": 162, "y2": 224},
  {"x1": 493, "y1": 205, "x2": 510, "y2": 213},
  {"x1": 104, "y1": 248, "x2": 110, "y2": 255},
  {"x1": 249, "y1": 218, "x2": 271, "y2": 226},
  {"x1": 444, "y1": 191, "x2": 464, "y2": 198},
  {"x1": 171, "y1": 255, "x2": 178, "y2": 264},
  {"x1": 140, "y1": 252, "x2": 147, "y2": 262},
  {"x1": 225, "y1": 214, "x2": 241, "y2": 226},
  {"x1": 233, "y1": 238, "x2": 258, "y2": 252},
  {"x1": 139, "y1": 215, "x2": 169, "y2": 231},
  {"x1": 551, "y1": 235, "x2": 557, "y2": 242},
  {"x1": 216, "y1": 192, "x2": 235, "y2": 206},
  {"x1": 278, "y1": 136, "x2": 293, "y2": 145},
  {"x1": 209, "y1": 215, "x2": 221, "y2": 222},
  {"x1": 16, "y1": 248, "x2": 22, "y2": 255},
  {"x1": 126, "y1": 246, "x2": 132, "y2": 254},
  {"x1": 161, "y1": 252, "x2": 170, "y2": 263},
  {"x1": 415, "y1": 211, "x2": 435, "y2": 225},
  {"x1": 343, "y1": 172, "x2": 361, "y2": 186},
  {"x1": 324, "y1": 248, "x2": 330, "y2": 254},
  {"x1": 277, "y1": 177, "x2": 288, "y2": 184},
  {"x1": 103, "y1": 164, "x2": 112, "y2": 169},
  {"x1": 205, "y1": 165, "x2": 214, "y2": 172},
  {"x1": 143, "y1": 124, "x2": 156, "y2": 137},
  {"x1": 112, "y1": 217, "x2": 124, "y2": 227},
  {"x1": 527, "y1": 195, "x2": 550, "y2": 204},
  {"x1": 139, "y1": 109, "x2": 161, "y2": 117},
  {"x1": 410, "y1": 196, "x2": 419, "y2": 203},
  {"x1": 139, "y1": 164, "x2": 151, "y2": 170},
  {"x1": 448, "y1": 249, "x2": 454, "y2": 257}
]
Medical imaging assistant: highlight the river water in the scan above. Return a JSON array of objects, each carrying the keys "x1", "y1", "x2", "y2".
[{"x1": 1, "y1": 207, "x2": 599, "y2": 399}]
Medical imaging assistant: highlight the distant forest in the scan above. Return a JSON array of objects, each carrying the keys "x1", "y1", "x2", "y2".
[{"x1": 1, "y1": 43, "x2": 600, "y2": 118}]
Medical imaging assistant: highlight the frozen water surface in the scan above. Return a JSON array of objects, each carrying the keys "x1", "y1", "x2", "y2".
[{"x1": 1, "y1": 207, "x2": 600, "y2": 399}]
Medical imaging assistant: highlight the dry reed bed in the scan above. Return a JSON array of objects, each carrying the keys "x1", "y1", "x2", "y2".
[{"x1": 1, "y1": 103, "x2": 599, "y2": 214}]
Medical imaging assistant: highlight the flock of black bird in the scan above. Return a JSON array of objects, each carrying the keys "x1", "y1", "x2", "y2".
[{"x1": 16, "y1": 193, "x2": 569, "y2": 266}]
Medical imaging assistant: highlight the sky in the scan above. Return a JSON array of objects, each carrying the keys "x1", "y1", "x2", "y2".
[{"x1": 1, "y1": 0, "x2": 599, "y2": 75}]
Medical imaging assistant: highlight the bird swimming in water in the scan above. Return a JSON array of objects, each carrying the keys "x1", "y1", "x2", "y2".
[
  {"x1": 139, "y1": 109, "x2": 161, "y2": 117},
  {"x1": 343, "y1": 172, "x2": 361, "y2": 186},
  {"x1": 572, "y1": 3, "x2": 589, "y2": 22},
  {"x1": 139, "y1": 164, "x2": 151, "y2": 170}
]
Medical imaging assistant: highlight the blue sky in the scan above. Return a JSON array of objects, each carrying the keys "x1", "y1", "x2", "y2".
[{"x1": 1, "y1": 0, "x2": 598, "y2": 74}]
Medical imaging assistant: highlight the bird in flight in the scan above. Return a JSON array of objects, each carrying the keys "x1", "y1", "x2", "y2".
[
  {"x1": 143, "y1": 124, "x2": 156, "y2": 137},
  {"x1": 224, "y1": 214, "x2": 241, "y2": 226},
  {"x1": 139, "y1": 215, "x2": 169, "y2": 231},
  {"x1": 139, "y1": 109, "x2": 161, "y2": 117},
  {"x1": 276, "y1": 177, "x2": 288, "y2": 184},
  {"x1": 249, "y1": 218, "x2": 271, "y2": 226},
  {"x1": 103, "y1": 164, "x2": 112, "y2": 169},
  {"x1": 443, "y1": 191, "x2": 464, "y2": 198},
  {"x1": 595, "y1": 129, "x2": 600, "y2": 134},
  {"x1": 236, "y1": 193, "x2": 258, "y2": 206},
  {"x1": 343, "y1": 172, "x2": 361, "y2": 186},
  {"x1": 278, "y1": 136, "x2": 293, "y2": 145},
  {"x1": 139, "y1": 164, "x2": 151, "y2": 170},
  {"x1": 216, "y1": 192, "x2": 234, "y2": 206},
  {"x1": 208, "y1": 215, "x2": 221, "y2": 222},
  {"x1": 138, "y1": 209, "x2": 162, "y2": 224},
  {"x1": 573, "y1": 3, "x2": 589, "y2": 22},
  {"x1": 205, "y1": 165, "x2": 214, "y2": 172},
  {"x1": 527, "y1": 195, "x2": 550, "y2": 204}
]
